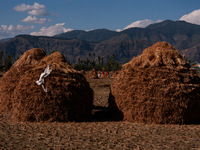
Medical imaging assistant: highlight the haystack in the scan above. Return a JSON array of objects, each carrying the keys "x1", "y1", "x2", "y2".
[
  {"x1": 109, "y1": 42, "x2": 200, "y2": 124},
  {"x1": 0, "y1": 48, "x2": 93, "y2": 122},
  {"x1": 0, "y1": 48, "x2": 46, "y2": 112}
]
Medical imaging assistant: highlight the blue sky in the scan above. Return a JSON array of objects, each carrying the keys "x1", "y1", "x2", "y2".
[{"x1": 0, "y1": 0, "x2": 200, "y2": 39}]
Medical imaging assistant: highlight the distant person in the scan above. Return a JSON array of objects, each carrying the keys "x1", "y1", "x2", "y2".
[
  {"x1": 102, "y1": 68, "x2": 105, "y2": 78},
  {"x1": 93, "y1": 69, "x2": 98, "y2": 79},
  {"x1": 98, "y1": 72, "x2": 101, "y2": 78},
  {"x1": 106, "y1": 71, "x2": 110, "y2": 77}
]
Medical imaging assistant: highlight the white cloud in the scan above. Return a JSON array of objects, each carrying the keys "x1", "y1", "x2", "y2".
[
  {"x1": 28, "y1": 8, "x2": 48, "y2": 16},
  {"x1": 0, "y1": 25, "x2": 34, "y2": 38},
  {"x1": 116, "y1": 29, "x2": 122, "y2": 32},
  {"x1": 124, "y1": 19, "x2": 162, "y2": 30},
  {"x1": 180, "y1": 9, "x2": 200, "y2": 25},
  {"x1": 30, "y1": 23, "x2": 73, "y2": 36},
  {"x1": 14, "y1": 2, "x2": 48, "y2": 16},
  {"x1": 85, "y1": 29, "x2": 94, "y2": 32},
  {"x1": 14, "y1": 2, "x2": 45, "y2": 12},
  {"x1": 22, "y1": 16, "x2": 51, "y2": 24}
]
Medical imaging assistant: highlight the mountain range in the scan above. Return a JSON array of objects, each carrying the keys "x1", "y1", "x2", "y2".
[{"x1": 1, "y1": 20, "x2": 200, "y2": 64}]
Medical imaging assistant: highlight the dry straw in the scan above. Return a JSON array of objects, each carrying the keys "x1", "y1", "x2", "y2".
[
  {"x1": 109, "y1": 42, "x2": 200, "y2": 124},
  {"x1": 0, "y1": 48, "x2": 93, "y2": 122}
]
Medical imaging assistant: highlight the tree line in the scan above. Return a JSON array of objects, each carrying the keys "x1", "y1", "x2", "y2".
[
  {"x1": 0, "y1": 51, "x2": 121, "y2": 72},
  {"x1": 0, "y1": 51, "x2": 13, "y2": 71},
  {"x1": 74, "y1": 53, "x2": 121, "y2": 71}
]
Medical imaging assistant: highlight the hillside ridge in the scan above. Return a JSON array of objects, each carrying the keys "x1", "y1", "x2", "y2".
[{"x1": 1, "y1": 20, "x2": 200, "y2": 64}]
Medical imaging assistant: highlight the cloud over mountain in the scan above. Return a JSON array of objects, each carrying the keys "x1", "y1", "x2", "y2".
[
  {"x1": 180, "y1": 9, "x2": 200, "y2": 25},
  {"x1": 0, "y1": 25, "x2": 34, "y2": 38},
  {"x1": 124, "y1": 19, "x2": 162, "y2": 30},
  {"x1": 22, "y1": 16, "x2": 51, "y2": 24},
  {"x1": 30, "y1": 23, "x2": 73, "y2": 36}
]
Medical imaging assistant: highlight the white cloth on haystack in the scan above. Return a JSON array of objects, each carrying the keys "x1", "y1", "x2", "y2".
[{"x1": 36, "y1": 64, "x2": 52, "y2": 92}]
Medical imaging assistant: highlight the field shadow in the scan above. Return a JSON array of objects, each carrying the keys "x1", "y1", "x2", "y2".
[
  {"x1": 92, "y1": 106, "x2": 123, "y2": 122},
  {"x1": 92, "y1": 93, "x2": 123, "y2": 122}
]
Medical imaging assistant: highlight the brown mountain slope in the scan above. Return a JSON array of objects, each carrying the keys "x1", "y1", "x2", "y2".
[
  {"x1": 181, "y1": 44, "x2": 200, "y2": 62},
  {"x1": 1, "y1": 20, "x2": 200, "y2": 64}
]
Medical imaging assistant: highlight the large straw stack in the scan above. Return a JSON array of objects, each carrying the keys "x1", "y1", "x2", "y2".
[
  {"x1": 109, "y1": 42, "x2": 200, "y2": 124},
  {"x1": 0, "y1": 48, "x2": 93, "y2": 122}
]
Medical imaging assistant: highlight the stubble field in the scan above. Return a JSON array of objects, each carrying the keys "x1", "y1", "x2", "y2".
[{"x1": 1, "y1": 78, "x2": 200, "y2": 149}]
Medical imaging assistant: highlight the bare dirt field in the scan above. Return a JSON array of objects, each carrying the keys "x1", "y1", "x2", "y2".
[{"x1": 1, "y1": 77, "x2": 200, "y2": 149}]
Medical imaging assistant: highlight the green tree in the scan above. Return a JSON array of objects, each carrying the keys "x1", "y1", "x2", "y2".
[
  {"x1": 104, "y1": 53, "x2": 121, "y2": 71},
  {"x1": 101, "y1": 57, "x2": 104, "y2": 66},
  {"x1": 98, "y1": 55, "x2": 101, "y2": 65},
  {"x1": 4, "y1": 55, "x2": 13, "y2": 70},
  {"x1": 78, "y1": 57, "x2": 81, "y2": 64},
  {"x1": 0, "y1": 51, "x2": 3, "y2": 66}
]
